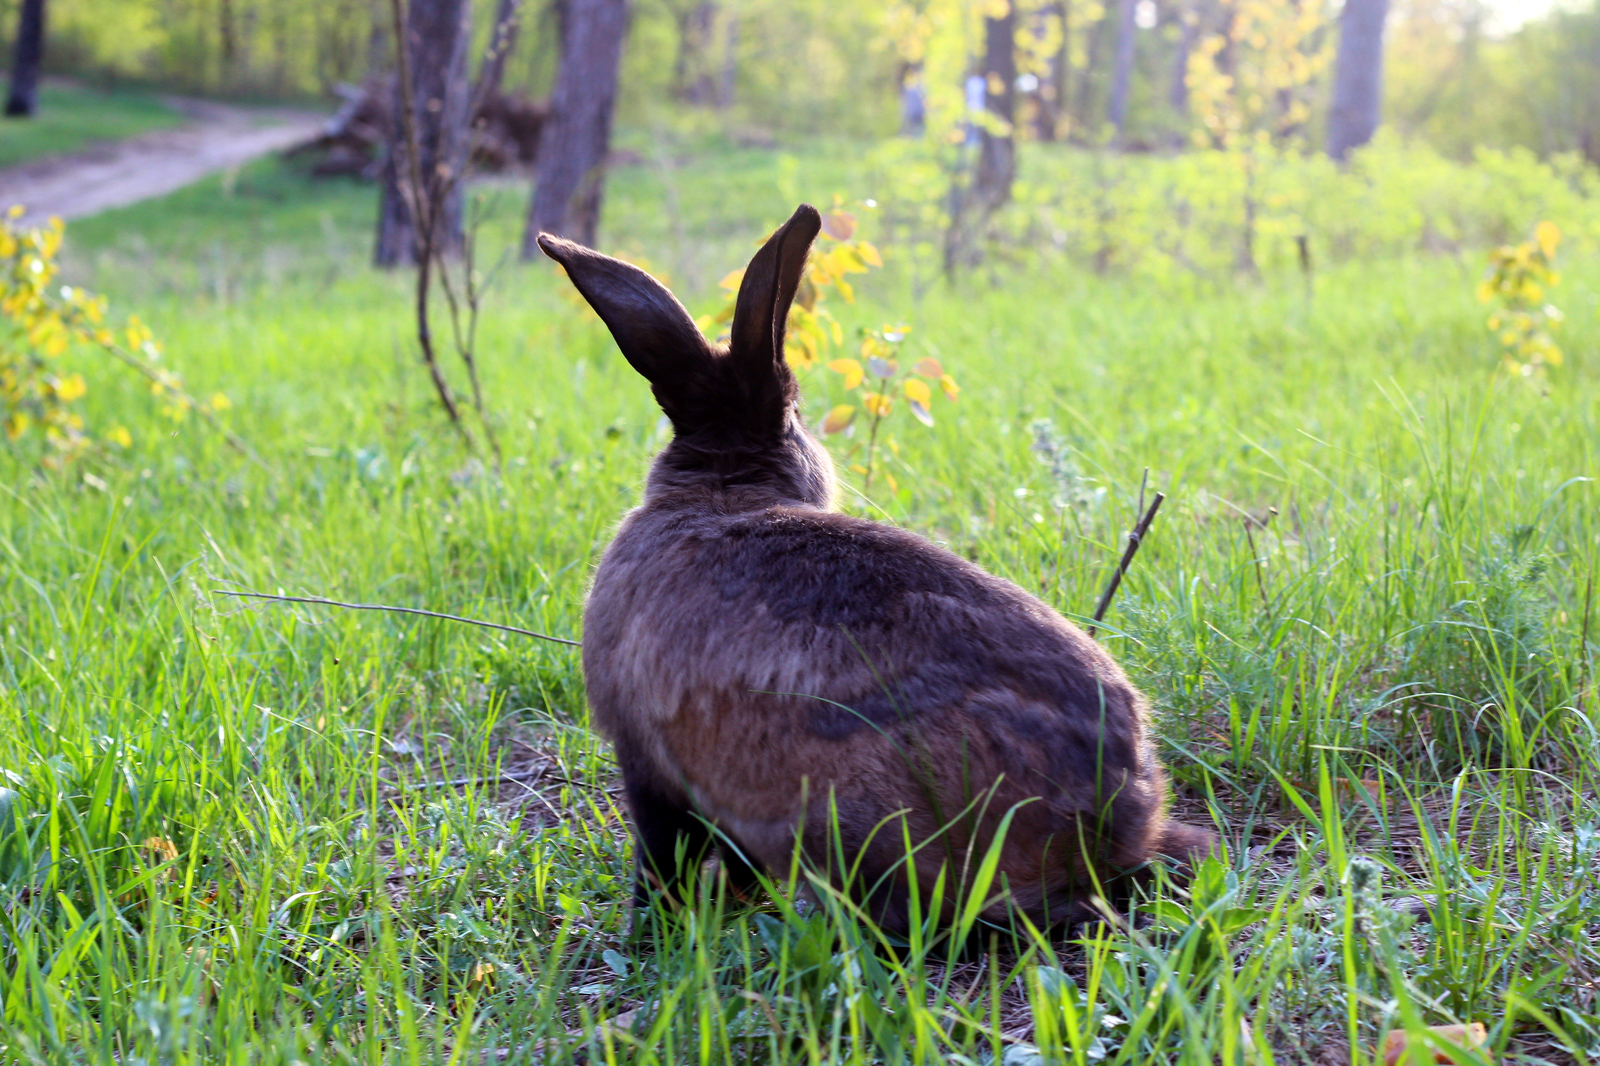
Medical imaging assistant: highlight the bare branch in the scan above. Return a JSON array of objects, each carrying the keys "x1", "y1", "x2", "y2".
[{"x1": 1088, "y1": 491, "x2": 1165, "y2": 638}]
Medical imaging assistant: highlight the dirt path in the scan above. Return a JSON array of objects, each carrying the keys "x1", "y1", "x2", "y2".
[{"x1": 0, "y1": 98, "x2": 326, "y2": 224}]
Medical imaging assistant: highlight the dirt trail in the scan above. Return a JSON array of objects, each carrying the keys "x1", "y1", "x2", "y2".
[{"x1": 0, "y1": 98, "x2": 326, "y2": 224}]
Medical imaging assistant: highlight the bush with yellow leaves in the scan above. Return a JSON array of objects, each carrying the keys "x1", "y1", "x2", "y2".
[
  {"x1": 1479, "y1": 220, "x2": 1563, "y2": 380},
  {"x1": 1, "y1": 207, "x2": 228, "y2": 466}
]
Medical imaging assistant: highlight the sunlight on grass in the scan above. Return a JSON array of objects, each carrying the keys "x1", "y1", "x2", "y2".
[{"x1": 0, "y1": 143, "x2": 1596, "y2": 1063}]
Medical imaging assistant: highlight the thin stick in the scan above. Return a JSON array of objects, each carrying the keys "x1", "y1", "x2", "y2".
[
  {"x1": 212, "y1": 590, "x2": 580, "y2": 647},
  {"x1": 411, "y1": 764, "x2": 550, "y2": 791},
  {"x1": 1244, "y1": 521, "x2": 1269, "y2": 608},
  {"x1": 1087, "y1": 491, "x2": 1165, "y2": 638}
]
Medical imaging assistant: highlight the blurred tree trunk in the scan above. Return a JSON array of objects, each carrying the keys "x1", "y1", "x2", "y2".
[
  {"x1": 1073, "y1": 6, "x2": 1109, "y2": 135},
  {"x1": 375, "y1": 0, "x2": 473, "y2": 267},
  {"x1": 5, "y1": 0, "x2": 47, "y2": 118},
  {"x1": 1037, "y1": 0, "x2": 1069, "y2": 141},
  {"x1": 521, "y1": 0, "x2": 629, "y2": 253},
  {"x1": 219, "y1": 0, "x2": 238, "y2": 79},
  {"x1": 1326, "y1": 0, "x2": 1389, "y2": 160},
  {"x1": 668, "y1": 1, "x2": 715, "y2": 102},
  {"x1": 716, "y1": 12, "x2": 737, "y2": 108},
  {"x1": 944, "y1": 5, "x2": 1016, "y2": 274},
  {"x1": 475, "y1": 0, "x2": 523, "y2": 100},
  {"x1": 973, "y1": 8, "x2": 1017, "y2": 209},
  {"x1": 1169, "y1": 2, "x2": 1196, "y2": 121},
  {"x1": 1107, "y1": 0, "x2": 1137, "y2": 137}
]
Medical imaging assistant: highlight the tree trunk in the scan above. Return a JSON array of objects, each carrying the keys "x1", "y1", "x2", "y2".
[
  {"x1": 375, "y1": 0, "x2": 473, "y2": 267},
  {"x1": 1169, "y1": 3, "x2": 1195, "y2": 119},
  {"x1": 716, "y1": 11, "x2": 737, "y2": 109},
  {"x1": 1326, "y1": 0, "x2": 1389, "y2": 160},
  {"x1": 944, "y1": 7, "x2": 1016, "y2": 274},
  {"x1": 5, "y1": 0, "x2": 47, "y2": 118},
  {"x1": 1107, "y1": 0, "x2": 1137, "y2": 137},
  {"x1": 1074, "y1": 5, "x2": 1109, "y2": 135},
  {"x1": 474, "y1": 0, "x2": 523, "y2": 101},
  {"x1": 973, "y1": 7, "x2": 1017, "y2": 211},
  {"x1": 1037, "y1": 0, "x2": 1068, "y2": 141},
  {"x1": 521, "y1": 0, "x2": 629, "y2": 253}
]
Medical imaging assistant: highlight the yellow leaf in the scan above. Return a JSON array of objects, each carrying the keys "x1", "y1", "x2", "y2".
[
  {"x1": 108, "y1": 426, "x2": 133, "y2": 449},
  {"x1": 468, "y1": 961, "x2": 496, "y2": 985},
  {"x1": 1379, "y1": 1022, "x2": 1490, "y2": 1066},
  {"x1": 940, "y1": 374, "x2": 961, "y2": 402},
  {"x1": 1535, "y1": 220, "x2": 1560, "y2": 260},
  {"x1": 863, "y1": 392, "x2": 892, "y2": 417},
  {"x1": 857, "y1": 241, "x2": 882, "y2": 267},
  {"x1": 903, "y1": 378, "x2": 932, "y2": 406},
  {"x1": 828, "y1": 358, "x2": 864, "y2": 390},
  {"x1": 913, "y1": 357, "x2": 943, "y2": 379},
  {"x1": 822, "y1": 210, "x2": 857, "y2": 240},
  {"x1": 835, "y1": 277, "x2": 854, "y2": 304},
  {"x1": 55, "y1": 374, "x2": 86, "y2": 402},
  {"x1": 822, "y1": 404, "x2": 857, "y2": 434},
  {"x1": 141, "y1": 837, "x2": 179, "y2": 864},
  {"x1": 4, "y1": 412, "x2": 30, "y2": 440},
  {"x1": 718, "y1": 269, "x2": 745, "y2": 291},
  {"x1": 208, "y1": 392, "x2": 232, "y2": 412}
]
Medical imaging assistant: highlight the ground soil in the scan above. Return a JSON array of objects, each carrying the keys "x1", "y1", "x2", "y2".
[{"x1": 0, "y1": 96, "x2": 325, "y2": 223}]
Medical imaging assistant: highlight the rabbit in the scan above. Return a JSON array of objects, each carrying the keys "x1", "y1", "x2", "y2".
[{"x1": 537, "y1": 204, "x2": 1215, "y2": 934}]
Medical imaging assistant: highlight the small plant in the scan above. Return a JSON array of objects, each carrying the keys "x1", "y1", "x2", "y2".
[
  {"x1": 1479, "y1": 220, "x2": 1563, "y2": 379},
  {"x1": 1, "y1": 208, "x2": 227, "y2": 466},
  {"x1": 820, "y1": 325, "x2": 958, "y2": 493}
]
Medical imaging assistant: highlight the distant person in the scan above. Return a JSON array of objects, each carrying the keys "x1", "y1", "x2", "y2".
[
  {"x1": 901, "y1": 74, "x2": 926, "y2": 137},
  {"x1": 964, "y1": 73, "x2": 986, "y2": 147}
]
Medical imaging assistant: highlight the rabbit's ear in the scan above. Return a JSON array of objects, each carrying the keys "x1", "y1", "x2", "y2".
[
  {"x1": 729, "y1": 204, "x2": 822, "y2": 378},
  {"x1": 537, "y1": 234, "x2": 711, "y2": 385}
]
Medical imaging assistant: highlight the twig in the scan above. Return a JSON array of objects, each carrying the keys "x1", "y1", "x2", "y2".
[
  {"x1": 93, "y1": 335, "x2": 275, "y2": 478},
  {"x1": 1581, "y1": 567, "x2": 1593, "y2": 714},
  {"x1": 410, "y1": 764, "x2": 551, "y2": 790},
  {"x1": 1244, "y1": 522, "x2": 1269, "y2": 608},
  {"x1": 1087, "y1": 491, "x2": 1165, "y2": 638},
  {"x1": 211, "y1": 589, "x2": 580, "y2": 647},
  {"x1": 389, "y1": 0, "x2": 474, "y2": 451}
]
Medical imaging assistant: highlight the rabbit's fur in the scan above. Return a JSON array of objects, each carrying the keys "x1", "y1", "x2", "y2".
[{"x1": 539, "y1": 205, "x2": 1213, "y2": 933}]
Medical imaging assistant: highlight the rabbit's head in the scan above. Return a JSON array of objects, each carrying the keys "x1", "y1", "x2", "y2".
[{"x1": 539, "y1": 204, "x2": 834, "y2": 509}]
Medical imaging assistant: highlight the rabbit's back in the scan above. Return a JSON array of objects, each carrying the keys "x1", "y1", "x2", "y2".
[{"x1": 583, "y1": 502, "x2": 1174, "y2": 922}]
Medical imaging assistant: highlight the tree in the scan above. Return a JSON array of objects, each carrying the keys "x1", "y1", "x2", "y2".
[
  {"x1": 5, "y1": 0, "x2": 47, "y2": 118},
  {"x1": 944, "y1": 3, "x2": 1017, "y2": 274},
  {"x1": 521, "y1": 0, "x2": 629, "y2": 254},
  {"x1": 1107, "y1": 0, "x2": 1137, "y2": 135},
  {"x1": 1326, "y1": 0, "x2": 1390, "y2": 160},
  {"x1": 374, "y1": 0, "x2": 473, "y2": 267}
]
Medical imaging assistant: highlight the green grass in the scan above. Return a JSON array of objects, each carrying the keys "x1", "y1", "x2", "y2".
[
  {"x1": 2, "y1": 140, "x2": 1598, "y2": 1064},
  {"x1": 0, "y1": 80, "x2": 185, "y2": 169}
]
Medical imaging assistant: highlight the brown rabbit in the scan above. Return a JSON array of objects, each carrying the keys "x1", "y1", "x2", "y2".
[{"x1": 539, "y1": 205, "x2": 1214, "y2": 934}]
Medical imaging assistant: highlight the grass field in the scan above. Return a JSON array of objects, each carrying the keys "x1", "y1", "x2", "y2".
[
  {"x1": 0, "y1": 80, "x2": 185, "y2": 168},
  {"x1": 2, "y1": 141, "x2": 1598, "y2": 1064}
]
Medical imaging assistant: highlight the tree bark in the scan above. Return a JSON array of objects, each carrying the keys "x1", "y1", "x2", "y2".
[
  {"x1": 474, "y1": 0, "x2": 523, "y2": 102},
  {"x1": 973, "y1": 6, "x2": 1017, "y2": 211},
  {"x1": 521, "y1": 0, "x2": 629, "y2": 253},
  {"x1": 1326, "y1": 0, "x2": 1389, "y2": 161},
  {"x1": 5, "y1": 0, "x2": 47, "y2": 118},
  {"x1": 944, "y1": 7, "x2": 1016, "y2": 274},
  {"x1": 1169, "y1": 3, "x2": 1196, "y2": 119},
  {"x1": 1037, "y1": 0, "x2": 1069, "y2": 141},
  {"x1": 374, "y1": 0, "x2": 473, "y2": 267},
  {"x1": 1107, "y1": 0, "x2": 1138, "y2": 137}
]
